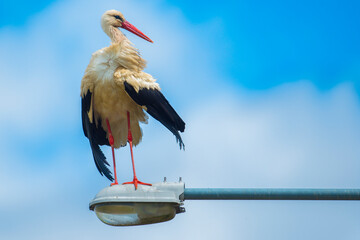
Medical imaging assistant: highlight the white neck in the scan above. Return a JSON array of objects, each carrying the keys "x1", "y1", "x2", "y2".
[
  {"x1": 104, "y1": 26, "x2": 126, "y2": 43},
  {"x1": 101, "y1": 22, "x2": 146, "y2": 70}
]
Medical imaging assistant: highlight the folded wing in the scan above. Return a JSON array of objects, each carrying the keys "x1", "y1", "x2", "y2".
[{"x1": 124, "y1": 81, "x2": 185, "y2": 149}]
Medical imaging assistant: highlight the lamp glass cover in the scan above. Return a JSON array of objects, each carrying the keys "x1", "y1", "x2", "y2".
[{"x1": 94, "y1": 202, "x2": 176, "y2": 226}]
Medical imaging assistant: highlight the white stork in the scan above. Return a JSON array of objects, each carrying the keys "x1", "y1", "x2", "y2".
[{"x1": 81, "y1": 10, "x2": 185, "y2": 189}]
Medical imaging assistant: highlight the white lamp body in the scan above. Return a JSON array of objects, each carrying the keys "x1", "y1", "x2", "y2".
[{"x1": 89, "y1": 182, "x2": 185, "y2": 226}]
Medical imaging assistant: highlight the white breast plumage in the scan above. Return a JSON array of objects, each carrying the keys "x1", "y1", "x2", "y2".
[{"x1": 91, "y1": 48, "x2": 120, "y2": 83}]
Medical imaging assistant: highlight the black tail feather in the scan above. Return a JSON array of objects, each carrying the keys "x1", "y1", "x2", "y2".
[
  {"x1": 82, "y1": 90, "x2": 113, "y2": 181},
  {"x1": 90, "y1": 142, "x2": 114, "y2": 181}
]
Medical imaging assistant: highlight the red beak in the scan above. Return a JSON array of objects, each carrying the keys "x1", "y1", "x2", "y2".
[{"x1": 121, "y1": 20, "x2": 153, "y2": 43}]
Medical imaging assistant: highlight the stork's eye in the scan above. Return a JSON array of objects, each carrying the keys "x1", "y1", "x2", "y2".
[{"x1": 114, "y1": 15, "x2": 123, "y2": 21}]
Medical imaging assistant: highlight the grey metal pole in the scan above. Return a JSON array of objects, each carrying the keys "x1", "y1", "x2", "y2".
[{"x1": 184, "y1": 188, "x2": 360, "y2": 200}]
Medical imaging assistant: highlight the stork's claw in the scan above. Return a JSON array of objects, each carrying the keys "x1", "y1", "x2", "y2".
[{"x1": 123, "y1": 177, "x2": 151, "y2": 190}]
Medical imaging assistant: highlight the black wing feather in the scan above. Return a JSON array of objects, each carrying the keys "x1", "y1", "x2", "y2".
[
  {"x1": 81, "y1": 90, "x2": 113, "y2": 181},
  {"x1": 124, "y1": 82, "x2": 185, "y2": 149}
]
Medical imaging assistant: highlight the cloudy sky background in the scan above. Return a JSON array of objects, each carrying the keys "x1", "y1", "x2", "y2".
[{"x1": 1, "y1": 0, "x2": 360, "y2": 239}]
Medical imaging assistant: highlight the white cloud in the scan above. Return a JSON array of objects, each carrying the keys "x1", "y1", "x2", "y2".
[{"x1": 180, "y1": 81, "x2": 360, "y2": 188}]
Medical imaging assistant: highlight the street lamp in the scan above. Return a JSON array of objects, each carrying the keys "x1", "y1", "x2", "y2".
[
  {"x1": 89, "y1": 181, "x2": 185, "y2": 226},
  {"x1": 90, "y1": 180, "x2": 360, "y2": 226}
]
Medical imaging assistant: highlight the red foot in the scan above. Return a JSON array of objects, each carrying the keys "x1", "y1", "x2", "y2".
[
  {"x1": 110, "y1": 181, "x2": 118, "y2": 186},
  {"x1": 123, "y1": 177, "x2": 152, "y2": 190}
]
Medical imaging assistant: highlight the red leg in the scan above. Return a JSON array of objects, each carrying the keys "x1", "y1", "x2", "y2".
[
  {"x1": 123, "y1": 111, "x2": 151, "y2": 189},
  {"x1": 106, "y1": 119, "x2": 118, "y2": 186}
]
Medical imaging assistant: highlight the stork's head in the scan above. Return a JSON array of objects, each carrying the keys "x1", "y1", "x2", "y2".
[{"x1": 101, "y1": 10, "x2": 153, "y2": 43}]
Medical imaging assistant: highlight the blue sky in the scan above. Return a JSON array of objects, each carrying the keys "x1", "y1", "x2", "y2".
[
  {"x1": 169, "y1": 0, "x2": 360, "y2": 91},
  {"x1": 2, "y1": 0, "x2": 359, "y2": 91},
  {"x1": 0, "y1": 0, "x2": 360, "y2": 239}
]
